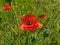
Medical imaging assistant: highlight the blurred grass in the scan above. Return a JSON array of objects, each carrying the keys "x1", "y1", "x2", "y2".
[{"x1": 0, "y1": 0, "x2": 60, "y2": 45}]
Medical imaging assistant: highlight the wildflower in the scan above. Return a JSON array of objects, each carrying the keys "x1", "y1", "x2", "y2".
[
  {"x1": 19, "y1": 14, "x2": 43, "y2": 32},
  {"x1": 38, "y1": 14, "x2": 46, "y2": 19},
  {"x1": 19, "y1": 16, "x2": 24, "y2": 20},
  {"x1": 3, "y1": 3, "x2": 12, "y2": 11}
]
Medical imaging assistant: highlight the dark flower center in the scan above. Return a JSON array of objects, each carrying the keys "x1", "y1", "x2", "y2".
[{"x1": 27, "y1": 22, "x2": 32, "y2": 25}]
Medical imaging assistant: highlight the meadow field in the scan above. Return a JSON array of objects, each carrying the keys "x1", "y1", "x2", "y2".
[{"x1": 0, "y1": 0, "x2": 60, "y2": 45}]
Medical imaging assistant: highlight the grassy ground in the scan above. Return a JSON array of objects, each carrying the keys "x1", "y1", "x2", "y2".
[{"x1": 0, "y1": 0, "x2": 60, "y2": 45}]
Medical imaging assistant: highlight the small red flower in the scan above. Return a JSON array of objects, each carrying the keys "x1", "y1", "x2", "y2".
[
  {"x1": 38, "y1": 14, "x2": 46, "y2": 19},
  {"x1": 3, "y1": 3, "x2": 12, "y2": 11},
  {"x1": 19, "y1": 14, "x2": 43, "y2": 32},
  {"x1": 19, "y1": 16, "x2": 24, "y2": 20}
]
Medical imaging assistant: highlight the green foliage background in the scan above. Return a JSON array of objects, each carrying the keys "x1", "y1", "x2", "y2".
[{"x1": 0, "y1": 0, "x2": 60, "y2": 45}]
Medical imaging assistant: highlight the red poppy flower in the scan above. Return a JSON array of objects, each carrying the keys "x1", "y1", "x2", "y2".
[
  {"x1": 38, "y1": 14, "x2": 46, "y2": 19},
  {"x1": 3, "y1": 3, "x2": 12, "y2": 11},
  {"x1": 19, "y1": 14, "x2": 43, "y2": 32}
]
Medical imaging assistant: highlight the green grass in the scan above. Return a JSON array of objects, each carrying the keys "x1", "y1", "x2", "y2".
[{"x1": 0, "y1": 0, "x2": 60, "y2": 45}]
